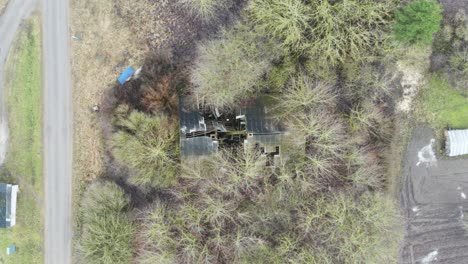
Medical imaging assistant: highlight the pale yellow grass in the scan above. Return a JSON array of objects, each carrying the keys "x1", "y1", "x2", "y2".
[{"x1": 70, "y1": 0, "x2": 147, "y2": 183}]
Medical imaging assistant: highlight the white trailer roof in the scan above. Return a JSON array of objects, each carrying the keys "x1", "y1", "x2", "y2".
[{"x1": 446, "y1": 129, "x2": 468, "y2": 157}]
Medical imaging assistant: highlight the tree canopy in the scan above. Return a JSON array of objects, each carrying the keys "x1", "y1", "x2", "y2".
[{"x1": 393, "y1": 0, "x2": 443, "y2": 45}]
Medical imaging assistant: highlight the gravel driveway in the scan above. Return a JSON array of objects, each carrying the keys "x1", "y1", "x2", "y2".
[{"x1": 401, "y1": 125, "x2": 468, "y2": 264}]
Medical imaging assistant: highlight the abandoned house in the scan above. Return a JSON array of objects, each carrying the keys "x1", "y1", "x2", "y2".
[
  {"x1": 445, "y1": 129, "x2": 468, "y2": 157},
  {"x1": 179, "y1": 96, "x2": 293, "y2": 166},
  {"x1": 0, "y1": 183, "x2": 19, "y2": 228}
]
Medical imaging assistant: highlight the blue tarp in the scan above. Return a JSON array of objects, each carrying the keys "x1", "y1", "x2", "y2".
[
  {"x1": 117, "y1": 66, "x2": 135, "y2": 85},
  {"x1": 7, "y1": 245, "x2": 16, "y2": 255}
]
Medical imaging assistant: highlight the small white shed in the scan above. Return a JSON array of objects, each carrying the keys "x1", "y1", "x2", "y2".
[{"x1": 446, "y1": 129, "x2": 468, "y2": 157}]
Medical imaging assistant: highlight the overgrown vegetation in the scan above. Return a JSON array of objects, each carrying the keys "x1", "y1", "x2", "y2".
[
  {"x1": 78, "y1": 182, "x2": 134, "y2": 264},
  {"x1": 112, "y1": 109, "x2": 179, "y2": 189},
  {"x1": 74, "y1": 0, "x2": 436, "y2": 262},
  {"x1": 0, "y1": 17, "x2": 43, "y2": 264},
  {"x1": 249, "y1": 0, "x2": 396, "y2": 65},
  {"x1": 421, "y1": 4, "x2": 468, "y2": 132},
  {"x1": 177, "y1": 0, "x2": 234, "y2": 21},
  {"x1": 192, "y1": 24, "x2": 281, "y2": 108},
  {"x1": 393, "y1": 0, "x2": 443, "y2": 45},
  {"x1": 134, "y1": 149, "x2": 401, "y2": 263}
]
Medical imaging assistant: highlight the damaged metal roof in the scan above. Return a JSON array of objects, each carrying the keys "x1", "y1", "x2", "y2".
[
  {"x1": 180, "y1": 137, "x2": 218, "y2": 157},
  {"x1": 179, "y1": 96, "x2": 288, "y2": 160},
  {"x1": 244, "y1": 100, "x2": 284, "y2": 134}
]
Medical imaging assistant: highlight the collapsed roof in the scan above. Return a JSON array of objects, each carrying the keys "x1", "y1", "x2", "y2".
[{"x1": 179, "y1": 96, "x2": 289, "y2": 164}]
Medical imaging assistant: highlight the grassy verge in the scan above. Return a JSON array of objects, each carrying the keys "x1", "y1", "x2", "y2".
[
  {"x1": 70, "y1": 0, "x2": 147, "y2": 259},
  {"x1": 412, "y1": 75, "x2": 468, "y2": 155},
  {"x1": 416, "y1": 75, "x2": 468, "y2": 129},
  {"x1": 0, "y1": 16, "x2": 43, "y2": 264}
]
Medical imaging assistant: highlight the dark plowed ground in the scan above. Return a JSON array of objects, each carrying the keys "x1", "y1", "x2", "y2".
[{"x1": 401, "y1": 126, "x2": 468, "y2": 264}]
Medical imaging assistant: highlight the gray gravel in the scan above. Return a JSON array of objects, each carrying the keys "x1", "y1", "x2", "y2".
[
  {"x1": 401, "y1": 125, "x2": 468, "y2": 264},
  {"x1": 0, "y1": 0, "x2": 37, "y2": 164}
]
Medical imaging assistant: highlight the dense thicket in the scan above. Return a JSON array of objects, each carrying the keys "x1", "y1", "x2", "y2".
[
  {"x1": 192, "y1": 24, "x2": 282, "y2": 108},
  {"x1": 112, "y1": 109, "x2": 179, "y2": 189},
  {"x1": 434, "y1": 9, "x2": 468, "y2": 90},
  {"x1": 192, "y1": 0, "x2": 399, "y2": 108},
  {"x1": 134, "y1": 149, "x2": 401, "y2": 263},
  {"x1": 78, "y1": 182, "x2": 134, "y2": 264},
  {"x1": 81, "y1": 0, "x2": 416, "y2": 262},
  {"x1": 249, "y1": 0, "x2": 396, "y2": 64}
]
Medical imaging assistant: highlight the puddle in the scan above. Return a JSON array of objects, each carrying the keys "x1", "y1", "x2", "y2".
[
  {"x1": 417, "y1": 139, "x2": 437, "y2": 167},
  {"x1": 421, "y1": 250, "x2": 438, "y2": 264}
]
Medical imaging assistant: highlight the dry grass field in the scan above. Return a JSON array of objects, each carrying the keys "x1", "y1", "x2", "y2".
[
  {"x1": 69, "y1": 1, "x2": 177, "y2": 253},
  {"x1": 70, "y1": 0, "x2": 145, "y2": 184},
  {"x1": 70, "y1": 0, "x2": 195, "y2": 184}
]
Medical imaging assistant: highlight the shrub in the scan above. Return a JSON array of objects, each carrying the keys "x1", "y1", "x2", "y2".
[
  {"x1": 248, "y1": 0, "x2": 311, "y2": 49},
  {"x1": 249, "y1": 0, "x2": 395, "y2": 65},
  {"x1": 449, "y1": 48, "x2": 468, "y2": 89},
  {"x1": 132, "y1": 145, "x2": 402, "y2": 263},
  {"x1": 393, "y1": 0, "x2": 443, "y2": 45},
  {"x1": 275, "y1": 75, "x2": 335, "y2": 117},
  {"x1": 297, "y1": 192, "x2": 402, "y2": 263},
  {"x1": 453, "y1": 9, "x2": 468, "y2": 42},
  {"x1": 191, "y1": 24, "x2": 281, "y2": 108},
  {"x1": 113, "y1": 52, "x2": 182, "y2": 116},
  {"x1": 136, "y1": 202, "x2": 177, "y2": 264},
  {"x1": 178, "y1": 0, "x2": 233, "y2": 21},
  {"x1": 307, "y1": 0, "x2": 395, "y2": 65},
  {"x1": 79, "y1": 182, "x2": 134, "y2": 264},
  {"x1": 112, "y1": 111, "x2": 179, "y2": 189},
  {"x1": 264, "y1": 56, "x2": 298, "y2": 91}
]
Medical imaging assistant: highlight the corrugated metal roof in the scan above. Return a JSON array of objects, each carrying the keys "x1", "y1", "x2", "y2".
[
  {"x1": 179, "y1": 98, "x2": 207, "y2": 135},
  {"x1": 181, "y1": 137, "x2": 218, "y2": 157},
  {"x1": 244, "y1": 99, "x2": 283, "y2": 134},
  {"x1": 178, "y1": 96, "x2": 290, "y2": 160},
  {"x1": 0, "y1": 183, "x2": 7, "y2": 228},
  {"x1": 446, "y1": 129, "x2": 468, "y2": 157},
  {"x1": 0, "y1": 183, "x2": 12, "y2": 228}
]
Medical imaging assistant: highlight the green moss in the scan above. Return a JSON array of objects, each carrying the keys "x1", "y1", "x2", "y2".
[{"x1": 417, "y1": 76, "x2": 468, "y2": 129}]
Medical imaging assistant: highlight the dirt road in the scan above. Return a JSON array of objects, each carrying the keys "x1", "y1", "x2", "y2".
[
  {"x1": 401, "y1": 126, "x2": 468, "y2": 264},
  {"x1": 42, "y1": 0, "x2": 73, "y2": 263}
]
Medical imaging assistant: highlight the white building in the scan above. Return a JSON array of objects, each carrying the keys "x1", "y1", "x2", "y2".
[
  {"x1": 0, "y1": 183, "x2": 19, "y2": 228},
  {"x1": 446, "y1": 129, "x2": 468, "y2": 157}
]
